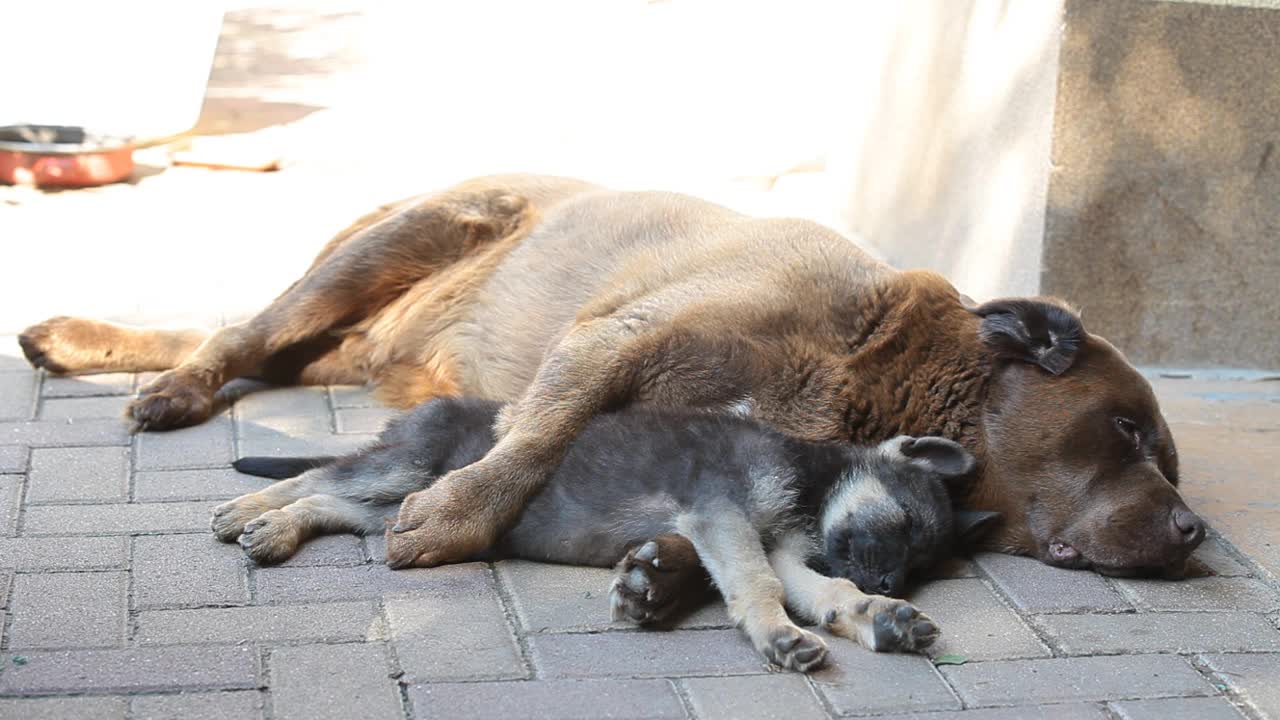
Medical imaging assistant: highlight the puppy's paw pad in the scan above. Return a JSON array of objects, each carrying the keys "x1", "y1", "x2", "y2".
[
  {"x1": 870, "y1": 600, "x2": 938, "y2": 653},
  {"x1": 763, "y1": 626, "x2": 828, "y2": 673},
  {"x1": 609, "y1": 541, "x2": 671, "y2": 624}
]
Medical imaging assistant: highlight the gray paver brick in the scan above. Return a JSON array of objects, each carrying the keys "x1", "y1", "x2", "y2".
[
  {"x1": 0, "y1": 418, "x2": 130, "y2": 447},
  {"x1": 134, "y1": 466, "x2": 267, "y2": 502},
  {"x1": 0, "y1": 536, "x2": 128, "y2": 571},
  {"x1": 1188, "y1": 536, "x2": 1252, "y2": 577},
  {"x1": 1200, "y1": 652, "x2": 1280, "y2": 719},
  {"x1": 1, "y1": 475, "x2": 20, "y2": 535},
  {"x1": 22, "y1": 501, "x2": 210, "y2": 535},
  {"x1": 1039, "y1": 611, "x2": 1280, "y2": 655},
  {"x1": 529, "y1": 628, "x2": 763, "y2": 679},
  {"x1": 0, "y1": 444, "x2": 28, "y2": 473},
  {"x1": 42, "y1": 373, "x2": 134, "y2": 397},
  {"x1": 27, "y1": 446, "x2": 129, "y2": 503},
  {"x1": 929, "y1": 556, "x2": 980, "y2": 579},
  {"x1": 270, "y1": 643, "x2": 402, "y2": 720},
  {"x1": 1114, "y1": 576, "x2": 1280, "y2": 612},
  {"x1": 279, "y1": 533, "x2": 365, "y2": 566},
  {"x1": 974, "y1": 553, "x2": 1130, "y2": 613},
  {"x1": 872, "y1": 705, "x2": 1108, "y2": 720},
  {"x1": 1, "y1": 569, "x2": 10, "y2": 606},
  {"x1": 7, "y1": 571, "x2": 126, "y2": 649},
  {"x1": 334, "y1": 406, "x2": 396, "y2": 434},
  {"x1": 908, "y1": 578, "x2": 1050, "y2": 661},
  {"x1": 133, "y1": 415, "x2": 234, "y2": 470},
  {"x1": 496, "y1": 559, "x2": 730, "y2": 634},
  {"x1": 682, "y1": 674, "x2": 828, "y2": 720},
  {"x1": 235, "y1": 387, "x2": 332, "y2": 455},
  {"x1": 130, "y1": 691, "x2": 264, "y2": 720},
  {"x1": 137, "y1": 601, "x2": 381, "y2": 645},
  {"x1": 809, "y1": 636, "x2": 960, "y2": 716},
  {"x1": 387, "y1": 587, "x2": 526, "y2": 683},
  {"x1": 255, "y1": 562, "x2": 490, "y2": 604},
  {"x1": 1109, "y1": 696, "x2": 1247, "y2": 720},
  {"x1": 38, "y1": 395, "x2": 130, "y2": 420},
  {"x1": 940, "y1": 655, "x2": 1215, "y2": 707},
  {"x1": 0, "y1": 696, "x2": 126, "y2": 720},
  {"x1": 237, "y1": 386, "x2": 332, "y2": 425},
  {"x1": 0, "y1": 370, "x2": 38, "y2": 420},
  {"x1": 236, "y1": 428, "x2": 375, "y2": 460},
  {"x1": 0, "y1": 645, "x2": 258, "y2": 694},
  {"x1": 133, "y1": 534, "x2": 249, "y2": 608},
  {"x1": 410, "y1": 679, "x2": 687, "y2": 720},
  {"x1": 329, "y1": 385, "x2": 379, "y2": 408}
]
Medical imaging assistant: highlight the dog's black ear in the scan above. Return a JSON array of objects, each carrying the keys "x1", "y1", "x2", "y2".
[
  {"x1": 898, "y1": 436, "x2": 976, "y2": 478},
  {"x1": 954, "y1": 510, "x2": 1002, "y2": 544},
  {"x1": 972, "y1": 298, "x2": 1083, "y2": 376}
]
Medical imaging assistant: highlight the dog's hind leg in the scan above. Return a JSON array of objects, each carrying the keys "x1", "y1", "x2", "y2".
[
  {"x1": 768, "y1": 530, "x2": 939, "y2": 653},
  {"x1": 18, "y1": 319, "x2": 209, "y2": 375},
  {"x1": 676, "y1": 507, "x2": 829, "y2": 672},
  {"x1": 238, "y1": 494, "x2": 387, "y2": 565},
  {"x1": 96, "y1": 188, "x2": 537, "y2": 431}
]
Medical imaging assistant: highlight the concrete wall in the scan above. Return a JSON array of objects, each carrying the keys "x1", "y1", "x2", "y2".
[{"x1": 1043, "y1": 0, "x2": 1280, "y2": 368}]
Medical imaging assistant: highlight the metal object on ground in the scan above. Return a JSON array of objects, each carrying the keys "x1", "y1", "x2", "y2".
[{"x1": 0, "y1": 125, "x2": 135, "y2": 188}]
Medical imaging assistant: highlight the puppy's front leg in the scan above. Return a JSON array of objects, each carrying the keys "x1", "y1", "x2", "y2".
[
  {"x1": 677, "y1": 507, "x2": 828, "y2": 672},
  {"x1": 768, "y1": 531, "x2": 939, "y2": 653}
]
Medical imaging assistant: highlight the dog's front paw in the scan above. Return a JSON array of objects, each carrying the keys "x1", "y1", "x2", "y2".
[
  {"x1": 129, "y1": 370, "x2": 214, "y2": 431},
  {"x1": 385, "y1": 470, "x2": 501, "y2": 569},
  {"x1": 820, "y1": 584, "x2": 939, "y2": 653},
  {"x1": 238, "y1": 510, "x2": 301, "y2": 564},
  {"x1": 761, "y1": 625, "x2": 829, "y2": 673}
]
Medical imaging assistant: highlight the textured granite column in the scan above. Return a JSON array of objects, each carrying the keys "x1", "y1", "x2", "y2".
[{"x1": 1043, "y1": 0, "x2": 1279, "y2": 368}]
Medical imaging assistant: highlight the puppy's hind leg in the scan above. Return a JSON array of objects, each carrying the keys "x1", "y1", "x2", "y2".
[
  {"x1": 677, "y1": 507, "x2": 828, "y2": 673},
  {"x1": 768, "y1": 531, "x2": 939, "y2": 653},
  {"x1": 239, "y1": 494, "x2": 385, "y2": 565}
]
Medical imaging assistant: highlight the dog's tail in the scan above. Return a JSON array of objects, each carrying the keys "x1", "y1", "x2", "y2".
[{"x1": 233, "y1": 456, "x2": 337, "y2": 480}]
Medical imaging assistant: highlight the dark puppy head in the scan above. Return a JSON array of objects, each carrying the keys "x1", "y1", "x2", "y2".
[
  {"x1": 821, "y1": 436, "x2": 998, "y2": 596},
  {"x1": 968, "y1": 298, "x2": 1203, "y2": 577}
]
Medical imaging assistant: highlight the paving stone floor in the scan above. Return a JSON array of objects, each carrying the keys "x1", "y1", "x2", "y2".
[{"x1": 0, "y1": 340, "x2": 1277, "y2": 719}]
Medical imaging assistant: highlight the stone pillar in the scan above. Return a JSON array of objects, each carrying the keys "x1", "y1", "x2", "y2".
[{"x1": 1043, "y1": 0, "x2": 1280, "y2": 367}]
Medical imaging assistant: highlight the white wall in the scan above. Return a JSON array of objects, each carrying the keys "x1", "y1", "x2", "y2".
[{"x1": 327, "y1": 0, "x2": 1064, "y2": 299}]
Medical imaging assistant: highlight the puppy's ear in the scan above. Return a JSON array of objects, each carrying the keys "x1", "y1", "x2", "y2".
[
  {"x1": 971, "y1": 298, "x2": 1083, "y2": 376},
  {"x1": 954, "y1": 510, "x2": 1002, "y2": 545},
  {"x1": 898, "y1": 436, "x2": 976, "y2": 478}
]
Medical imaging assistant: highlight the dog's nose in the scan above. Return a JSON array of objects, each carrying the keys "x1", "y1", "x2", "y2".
[
  {"x1": 1171, "y1": 508, "x2": 1206, "y2": 548},
  {"x1": 877, "y1": 574, "x2": 896, "y2": 595}
]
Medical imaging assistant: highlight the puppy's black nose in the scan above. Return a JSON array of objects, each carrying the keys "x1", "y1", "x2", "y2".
[{"x1": 1171, "y1": 508, "x2": 1205, "y2": 548}]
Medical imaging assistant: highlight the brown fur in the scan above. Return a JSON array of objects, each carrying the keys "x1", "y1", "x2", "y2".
[{"x1": 19, "y1": 173, "x2": 1203, "y2": 579}]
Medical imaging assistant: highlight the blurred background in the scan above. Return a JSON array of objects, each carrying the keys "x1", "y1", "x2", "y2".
[{"x1": 1, "y1": 0, "x2": 1276, "y2": 370}]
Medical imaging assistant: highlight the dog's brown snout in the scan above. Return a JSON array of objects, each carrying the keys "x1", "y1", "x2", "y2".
[{"x1": 1171, "y1": 507, "x2": 1206, "y2": 548}]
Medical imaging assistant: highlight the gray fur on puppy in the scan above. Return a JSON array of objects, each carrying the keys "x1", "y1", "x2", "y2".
[{"x1": 218, "y1": 397, "x2": 997, "y2": 671}]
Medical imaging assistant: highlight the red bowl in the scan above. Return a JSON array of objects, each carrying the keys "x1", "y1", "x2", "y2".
[{"x1": 0, "y1": 125, "x2": 135, "y2": 188}]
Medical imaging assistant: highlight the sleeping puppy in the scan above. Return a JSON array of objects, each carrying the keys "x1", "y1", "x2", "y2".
[{"x1": 215, "y1": 397, "x2": 997, "y2": 671}]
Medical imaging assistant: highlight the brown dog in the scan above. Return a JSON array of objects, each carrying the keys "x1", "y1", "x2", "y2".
[{"x1": 20, "y1": 174, "x2": 1204, "y2": 593}]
